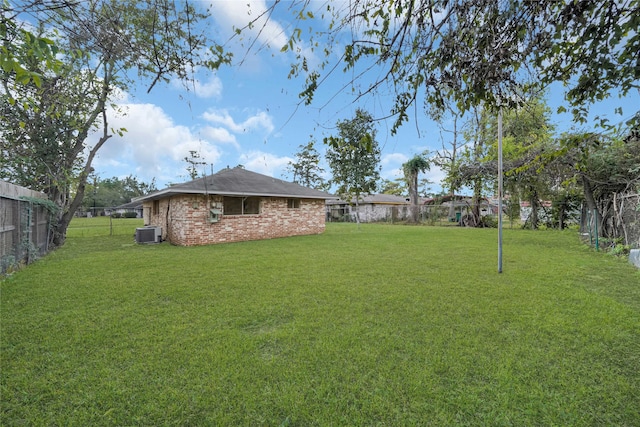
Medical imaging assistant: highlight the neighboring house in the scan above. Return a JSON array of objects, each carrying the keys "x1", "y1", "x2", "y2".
[
  {"x1": 133, "y1": 167, "x2": 335, "y2": 246},
  {"x1": 112, "y1": 200, "x2": 143, "y2": 218},
  {"x1": 424, "y1": 195, "x2": 493, "y2": 221},
  {"x1": 326, "y1": 194, "x2": 413, "y2": 222}
]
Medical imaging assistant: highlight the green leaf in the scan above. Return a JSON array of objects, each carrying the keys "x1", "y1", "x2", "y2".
[
  {"x1": 31, "y1": 74, "x2": 42, "y2": 88},
  {"x1": 16, "y1": 71, "x2": 32, "y2": 85}
]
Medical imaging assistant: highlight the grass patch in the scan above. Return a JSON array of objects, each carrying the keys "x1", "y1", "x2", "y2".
[
  {"x1": 65, "y1": 216, "x2": 144, "y2": 238},
  {"x1": 2, "y1": 223, "x2": 639, "y2": 425}
]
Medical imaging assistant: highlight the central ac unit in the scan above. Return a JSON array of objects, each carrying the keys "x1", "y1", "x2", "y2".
[{"x1": 135, "y1": 226, "x2": 162, "y2": 244}]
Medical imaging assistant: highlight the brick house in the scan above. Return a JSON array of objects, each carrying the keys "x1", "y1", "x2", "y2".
[{"x1": 133, "y1": 167, "x2": 334, "y2": 246}]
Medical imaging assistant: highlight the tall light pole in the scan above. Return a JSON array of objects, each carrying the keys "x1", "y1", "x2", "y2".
[{"x1": 497, "y1": 107, "x2": 504, "y2": 273}]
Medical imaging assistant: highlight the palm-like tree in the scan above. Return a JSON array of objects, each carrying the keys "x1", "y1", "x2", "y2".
[{"x1": 403, "y1": 154, "x2": 431, "y2": 223}]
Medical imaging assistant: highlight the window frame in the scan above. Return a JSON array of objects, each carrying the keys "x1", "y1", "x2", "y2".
[
  {"x1": 223, "y1": 196, "x2": 260, "y2": 215},
  {"x1": 287, "y1": 198, "x2": 301, "y2": 209}
]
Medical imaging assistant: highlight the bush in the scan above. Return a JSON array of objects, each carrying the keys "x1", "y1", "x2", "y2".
[
  {"x1": 480, "y1": 215, "x2": 498, "y2": 228},
  {"x1": 601, "y1": 237, "x2": 631, "y2": 256},
  {"x1": 111, "y1": 212, "x2": 121, "y2": 218},
  {"x1": 123, "y1": 212, "x2": 138, "y2": 218}
]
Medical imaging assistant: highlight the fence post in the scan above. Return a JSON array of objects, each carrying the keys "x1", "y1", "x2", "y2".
[
  {"x1": 593, "y1": 208, "x2": 599, "y2": 251},
  {"x1": 586, "y1": 209, "x2": 592, "y2": 245},
  {"x1": 25, "y1": 201, "x2": 31, "y2": 264}
]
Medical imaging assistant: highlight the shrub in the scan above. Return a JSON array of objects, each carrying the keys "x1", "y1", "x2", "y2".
[
  {"x1": 601, "y1": 237, "x2": 631, "y2": 256},
  {"x1": 480, "y1": 215, "x2": 498, "y2": 228}
]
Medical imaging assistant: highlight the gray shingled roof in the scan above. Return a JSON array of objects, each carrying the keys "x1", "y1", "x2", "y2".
[
  {"x1": 133, "y1": 167, "x2": 335, "y2": 202},
  {"x1": 114, "y1": 200, "x2": 143, "y2": 210}
]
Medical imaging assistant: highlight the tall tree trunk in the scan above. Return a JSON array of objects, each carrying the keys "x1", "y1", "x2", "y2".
[
  {"x1": 410, "y1": 172, "x2": 419, "y2": 223},
  {"x1": 472, "y1": 177, "x2": 482, "y2": 226},
  {"x1": 579, "y1": 201, "x2": 589, "y2": 233},
  {"x1": 529, "y1": 189, "x2": 539, "y2": 229},
  {"x1": 581, "y1": 174, "x2": 601, "y2": 237},
  {"x1": 51, "y1": 104, "x2": 112, "y2": 247},
  {"x1": 448, "y1": 193, "x2": 455, "y2": 220}
]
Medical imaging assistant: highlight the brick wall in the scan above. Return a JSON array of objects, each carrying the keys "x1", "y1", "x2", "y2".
[{"x1": 143, "y1": 195, "x2": 326, "y2": 246}]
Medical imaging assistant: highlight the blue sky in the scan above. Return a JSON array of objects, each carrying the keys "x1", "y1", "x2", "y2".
[{"x1": 87, "y1": 1, "x2": 638, "y2": 194}]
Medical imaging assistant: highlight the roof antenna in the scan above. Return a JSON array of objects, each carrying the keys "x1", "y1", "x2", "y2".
[{"x1": 203, "y1": 165, "x2": 209, "y2": 193}]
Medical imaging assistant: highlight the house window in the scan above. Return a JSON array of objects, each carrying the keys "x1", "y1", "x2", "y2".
[
  {"x1": 287, "y1": 199, "x2": 300, "y2": 209},
  {"x1": 224, "y1": 196, "x2": 260, "y2": 215},
  {"x1": 152, "y1": 200, "x2": 160, "y2": 215}
]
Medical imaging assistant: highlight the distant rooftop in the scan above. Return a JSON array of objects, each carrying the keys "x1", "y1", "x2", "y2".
[{"x1": 326, "y1": 194, "x2": 412, "y2": 205}]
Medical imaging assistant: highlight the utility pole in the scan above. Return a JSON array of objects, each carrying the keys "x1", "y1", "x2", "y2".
[{"x1": 498, "y1": 107, "x2": 503, "y2": 273}]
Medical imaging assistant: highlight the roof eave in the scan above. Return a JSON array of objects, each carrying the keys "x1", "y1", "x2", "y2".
[{"x1": 134, "y1": 189, "x2": 336, "y2": 203}]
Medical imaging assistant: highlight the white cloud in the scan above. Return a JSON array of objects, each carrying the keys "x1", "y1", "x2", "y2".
[
  {"x1": 205, "y1": 0, "x2": 321, "y2": 72},
  {"x1": 202, "y1": 108, "x2": 274, "y2": 134},
  {"x1": 381, "y1": 152, "x2": 409, "y2": 167},
  {"x1": 90, "y1": 102, "x2": 224, "y2": 185},
  {"x1": 239, "y1": 151, "x2": 292, "y2": 177},
  {"x1": 243, "y1": 111, "x2": 275, "y2": 134},
  {"x1": 426, "y1": 165, "x2": 446, "y2": 186},
  {"x1": 200, "y1": 126, "x2": 238, "y2": 146},
  {"x1": 172, "y1": 74, "x2": 223, "y2": 99},
  {"x1": 385, "y1": 167, "x2": 405, "y2": 181},
  {"x1": 192, "y1": 75, "x2": 224, "y2": 99},
  {"x1": 207, "y1": 1, "x2": 289, "y2": 52}
]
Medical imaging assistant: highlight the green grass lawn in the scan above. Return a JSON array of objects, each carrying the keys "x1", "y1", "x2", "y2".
[
  {"x1": 2, "y1": 221, "x2": 639, "y2": 426},
  {"x1": 65, "y1": 216, "x2": 144, "y2": 238}
]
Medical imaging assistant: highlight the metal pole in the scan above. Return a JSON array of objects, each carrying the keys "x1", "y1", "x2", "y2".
[
  {"x1": 498, "y1": 107, "x2": 503, "y2": 273},
  {"x1": 593, "y1": 208, "x2": 599, "y2": 251}
]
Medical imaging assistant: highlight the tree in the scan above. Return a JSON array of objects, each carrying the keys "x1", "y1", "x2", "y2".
[
  {"x1": 402, "y1": 153, "x2": 431, "y2": 223},
  {"x1": 432, "y1": 103, "x2": 465, "y2": 220},
  {"x1": 287, "y1": 138, "x2": 327, "y2": 190},
  {"x1": 1, "y1": 33, "x2": 97, "y2": 227},
  {"x1": 0, "y1": 1, "x2": 230, "y2": 247},
  {"x1": 455, "y1": 105, "x2": 493, "y2": 226},
  {"x1": 0, "y1": 12, "x2": 62, "y2": 87},
  {"x1": 455, "y1": 96, "x2": 556, "y2": 228},
  {"x1": 554, "y1": 128, "x2": 640, "y2": 244},
  {"x1": 417, "y1": 178, "x2": 434, "y2": 198},
  {"x1": 81, "y1": 175, "x2": 157, "y2": 211},
  {"x1": 184, "y1": 150, "x2": 206, "y2": 181},
  {"x1": 276, "y1": 0, "x2": 638, "y2": 129},
  {"x1": 324, "y1": 109, "x2": 381, "y2": 224},
  {"x1": 379, "y1": 178, "x2": 406, "y2": 196},
  {"x1": 499, "y1": 96, "x2": 556, "y2": 229}
]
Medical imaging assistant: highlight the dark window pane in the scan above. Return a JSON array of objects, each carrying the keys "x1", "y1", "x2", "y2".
[
  {"x1": 224, "y1": 197, "x2": 260, "y2": 215},
  {"x1": 244, "y1": 197, "x2": 260, "y2": 214},
  {"x1": 224, "y1": 197, "x2": 243, "y2": 215}
]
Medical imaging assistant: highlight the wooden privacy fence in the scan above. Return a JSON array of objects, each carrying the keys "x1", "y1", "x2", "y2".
[{"x1": 0, "y1": 181, "x2": 52, "y2": 275}]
